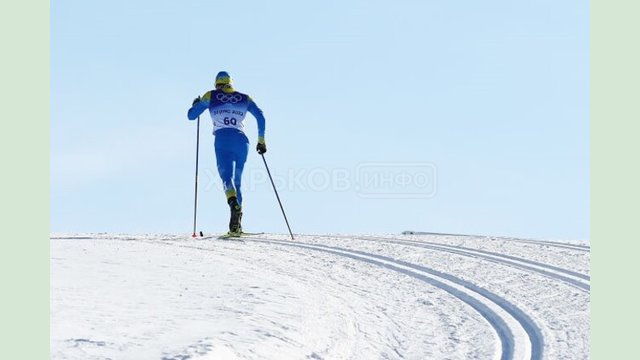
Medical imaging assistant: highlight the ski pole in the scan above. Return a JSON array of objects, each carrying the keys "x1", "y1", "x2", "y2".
[
  {"x1": 191, "y1": 116, "x2": 201, "y2": 237},
  {"x1": 261, "y1": 154, "x2": 295, "y2": 240}
]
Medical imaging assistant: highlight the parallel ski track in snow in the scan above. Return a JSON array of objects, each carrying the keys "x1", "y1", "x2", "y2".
[
  {"x1": 402, "y1": 232, "x2": 590, "y2": 252},
  {"x1": 310, "y1": 235, "x2": 590, "y2": 292},
  {"x1": 52, "y1": 234, "x2": 546, "y2": 359},
  {"x1": 238, "y1": 235, "x2": 544, "y2": 360},
  {"x1": 502, "y1": 239, "x2": 589, "y2": 252}
]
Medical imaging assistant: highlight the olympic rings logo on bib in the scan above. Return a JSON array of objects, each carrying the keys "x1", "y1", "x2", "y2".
[{"x1": 216, "y1": 93, "x2": 243, "y2": 104}]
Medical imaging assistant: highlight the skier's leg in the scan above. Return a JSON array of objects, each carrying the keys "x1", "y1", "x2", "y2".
[
  {"x1": 233, "y1": 140, "x2": 250, "y2": 205},
  {"x1": 215, "y1": 134, "x2": 241, "y2": 233},
  {"x1": 227, "y1": 134, "x2": 249, "y2": 233},
  {"x1": 214, "y1": 135, "x2": 237, "y2": 201}
]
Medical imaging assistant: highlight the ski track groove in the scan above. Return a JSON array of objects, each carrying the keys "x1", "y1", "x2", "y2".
[
  {"x1": 402, "y1": 231, "x2": 591, "y2": 251},
  {"x1": 388, "y1": 237, "x2": 589, "y2": 280},
  {"x1": 401, "y1": 232, "x2": 590, "y2": 252},
  {"x1": 239, "y1": 235, "x2": 545, "y2": 360},
  {"x1": 52, "y1": 234, "x2": 548, "y2": 360},
  {"x1": 311, "y1": 235, "x2": 590, "y2": 292},
  {"x1": 502, "y1": 239, "x2": 589, "y2": 252}
]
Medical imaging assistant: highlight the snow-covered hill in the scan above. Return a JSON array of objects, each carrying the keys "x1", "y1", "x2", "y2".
[{"x1": 50, "y1": 233, "x2": 590, "y2": 360}]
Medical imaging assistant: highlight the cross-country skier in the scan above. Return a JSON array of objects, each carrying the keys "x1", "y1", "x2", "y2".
[{"x1": 187, "y1": 71, "x2": 267, "y2": 235}]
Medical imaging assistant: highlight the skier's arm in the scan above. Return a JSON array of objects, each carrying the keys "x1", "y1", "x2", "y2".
[
  {"x1": 187, "y1": 91, "x2": 212, "y2": 120},
  {"x1": 247, "y1": 96, "x2": 266, "y2": 141}
]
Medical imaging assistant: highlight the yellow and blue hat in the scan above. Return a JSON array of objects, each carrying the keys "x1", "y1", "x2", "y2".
[{"x1": 215, "y1": 71, "x2": 232, "y2": 86}]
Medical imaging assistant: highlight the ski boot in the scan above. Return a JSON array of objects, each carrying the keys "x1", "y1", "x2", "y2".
[{"x1": 228, "y1": 196, "x2": 243, "y2": 235}]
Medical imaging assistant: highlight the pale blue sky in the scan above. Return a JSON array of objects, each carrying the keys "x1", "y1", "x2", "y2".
[{"x1": 51, "y1": 0, "x2": 589, "y2": 240}]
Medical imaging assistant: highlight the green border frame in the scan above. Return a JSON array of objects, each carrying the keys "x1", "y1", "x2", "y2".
[
  {"x1": 591, "y1": 0, "x2": 639, "y2": 358},
  {"x1": 0, "y1": 0, "x2": 49, "y2": 358},
  {"x1": 1, "y1": 0, "x2": 637, "y2": 358}
]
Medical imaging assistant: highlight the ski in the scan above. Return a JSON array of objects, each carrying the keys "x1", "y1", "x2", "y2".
[
  {"x1": 218, "y1": 231, "x2": 264, "y2": 239},
  {"x1": 188, "y1": 232, "x2": 264, "y2": 240},
  {"x1": 188, "y1": 231, "x2": 264, "y2": 240}
]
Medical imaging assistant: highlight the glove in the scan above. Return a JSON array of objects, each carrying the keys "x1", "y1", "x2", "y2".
[
  {"x1": 256, "y1": 137, "x2": 267, "y2": 154},
  {"x1": 192, "y1": 96, "x2": 201, "y2": 106}
]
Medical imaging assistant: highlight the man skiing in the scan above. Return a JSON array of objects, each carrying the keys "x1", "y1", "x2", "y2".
[{"x1": 187, "y1": 71, "x2": 267, "y2": 235}]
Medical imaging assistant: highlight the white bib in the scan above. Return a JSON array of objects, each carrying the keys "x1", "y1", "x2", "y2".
[{"x1": 210, "y1": 105, "x2": 248, "y2": 132}]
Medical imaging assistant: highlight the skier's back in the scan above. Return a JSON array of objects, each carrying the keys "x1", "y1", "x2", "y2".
[{"x1": 187, "y1": 71, "x2": 267, "y2": 234}]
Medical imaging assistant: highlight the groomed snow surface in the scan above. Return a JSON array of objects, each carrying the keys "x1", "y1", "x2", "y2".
[{"x1": 51, "y1": 233, "x2": 590, "y2": 360}]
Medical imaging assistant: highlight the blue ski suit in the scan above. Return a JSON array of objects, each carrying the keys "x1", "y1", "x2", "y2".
[{"x1": 187, "y1": 89, "x2": 266, "y2": 205}]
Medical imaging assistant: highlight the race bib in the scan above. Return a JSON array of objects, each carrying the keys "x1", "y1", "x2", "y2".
[
  {"x1": 208, "y1": 91, "x2": 250, "y2": 132},
  {"x1": 211, "y1": 107, "x2": 247, "y2": 131}
]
